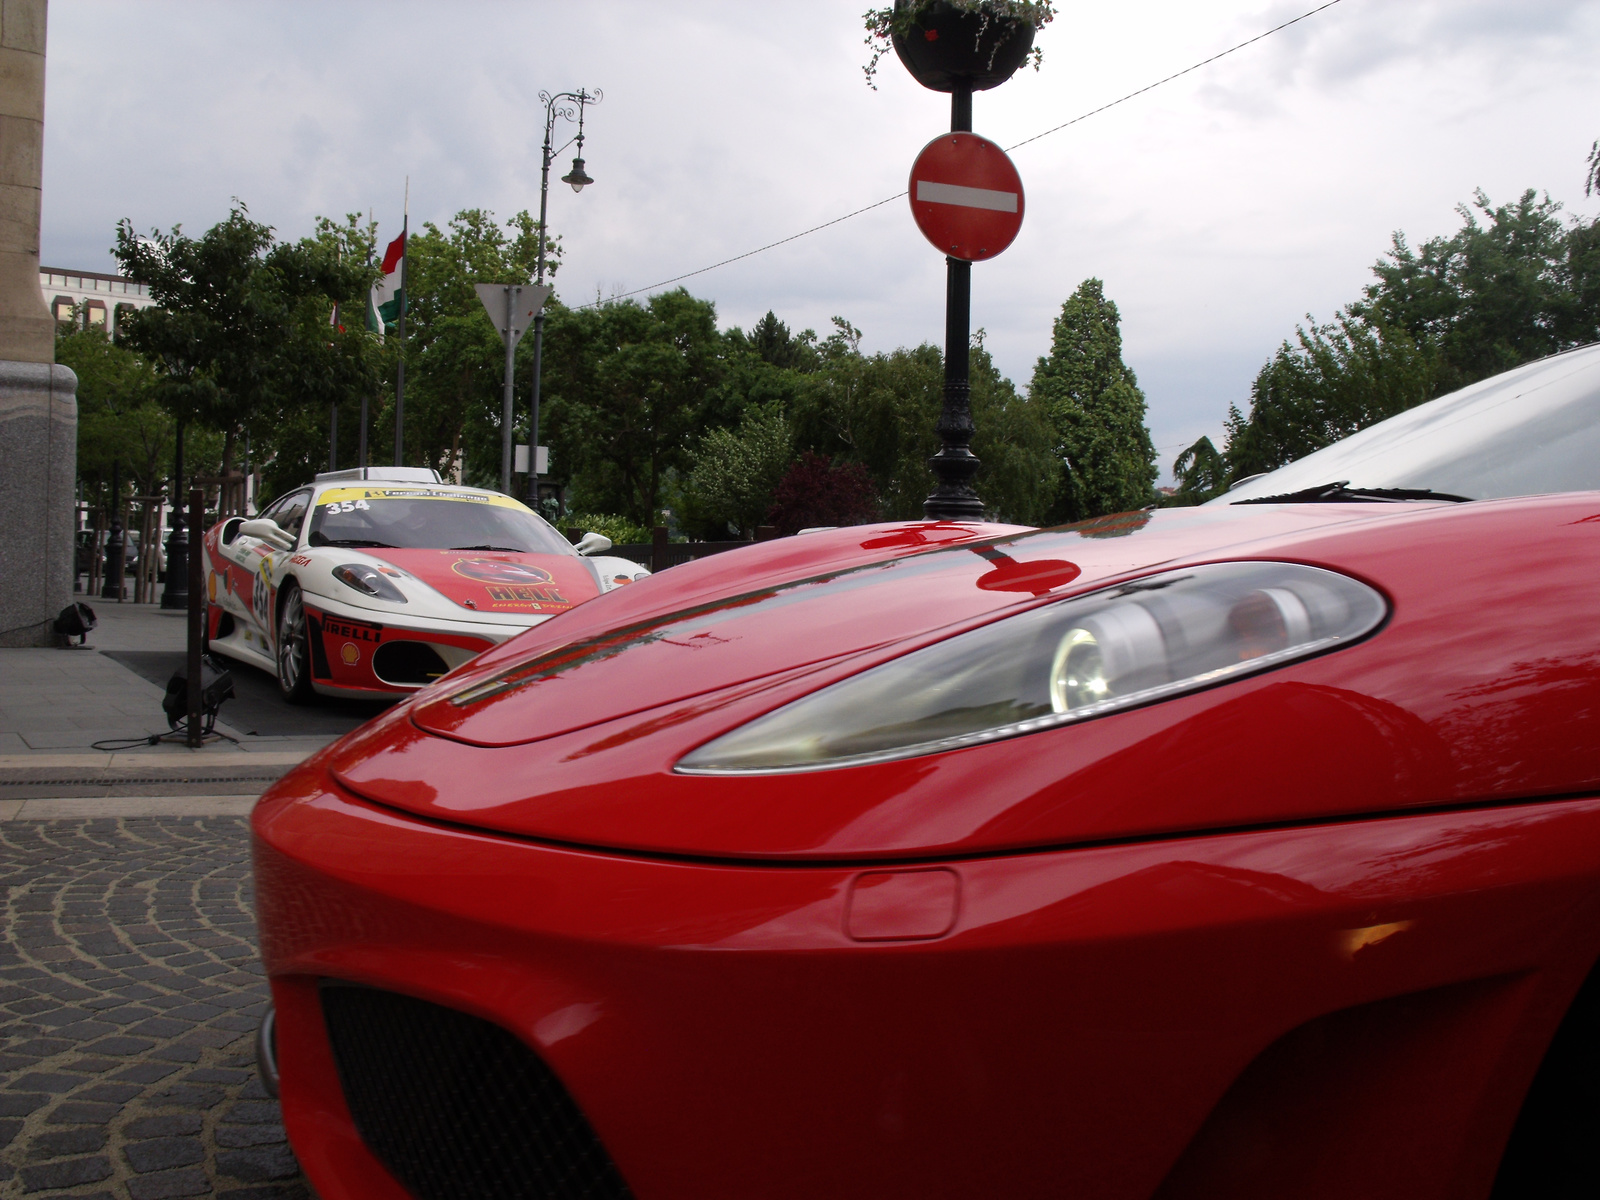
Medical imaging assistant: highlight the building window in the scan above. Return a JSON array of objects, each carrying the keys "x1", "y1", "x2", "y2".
[
  {"x1": 85, "y1": 300, "x2": 107, "y2": 329},
  {"x1": 52, "y1": 296, "x2": 76, "y2": 326}
]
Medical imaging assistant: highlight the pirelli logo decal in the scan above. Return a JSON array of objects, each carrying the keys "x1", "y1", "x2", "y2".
[{"x1": 323, "y1": 617, "x2": 383, "y2": 642}]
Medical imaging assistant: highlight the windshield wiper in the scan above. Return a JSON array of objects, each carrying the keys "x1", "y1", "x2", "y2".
[
  {"x1": 310, "y1": 535, "x2": 398, "y2": 548},
  {"x1": 1233, "y1": 481, "x2": 1474, "y2": 505},
  {"x1": 449, "y1": 544, "x2": 525, "y2": 552}
]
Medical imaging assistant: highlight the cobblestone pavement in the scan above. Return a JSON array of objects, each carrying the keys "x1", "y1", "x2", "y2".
[{"x1": 0, "y1": 817, "x2": 310, "y2": 1199}]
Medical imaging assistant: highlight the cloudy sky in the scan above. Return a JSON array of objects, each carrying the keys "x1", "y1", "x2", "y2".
[{"x1": 40, "y1": 0, "x2": 1600, "y2": 480}]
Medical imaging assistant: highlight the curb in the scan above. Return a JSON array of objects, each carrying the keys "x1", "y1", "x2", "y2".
[{"x1": 0, "y1": 795, "x2": 261, "y2": 820}]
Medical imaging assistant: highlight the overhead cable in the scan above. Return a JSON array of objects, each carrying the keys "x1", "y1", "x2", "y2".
[{"x1": 584, "y1": 0, "x2": 1346, "y2": 308}]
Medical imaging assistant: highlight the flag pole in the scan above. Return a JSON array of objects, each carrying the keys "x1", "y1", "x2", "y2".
[{"x1": 394, "y1": 178, "x2": 408, "y2": 467}]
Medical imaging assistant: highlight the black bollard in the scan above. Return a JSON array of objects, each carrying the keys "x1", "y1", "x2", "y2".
[
  {"x1": 102, "y1": 462, "x2": 126, "y2": 600},
  {"x1": 160, "y1": 421, "x2": 188, "y2": 610}
]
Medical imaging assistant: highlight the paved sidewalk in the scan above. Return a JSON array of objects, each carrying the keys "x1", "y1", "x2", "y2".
[
  {"x1": 0, "y1": 814, "x2": 308, "y2": 1199},
  {"x1": 0, "y1": 604, "x2": 345, "y2": 763}
]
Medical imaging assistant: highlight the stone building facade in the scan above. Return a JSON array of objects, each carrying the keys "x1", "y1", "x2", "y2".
[{"x1": 0, "y1": 0, "x2": 78, "y2": 646}]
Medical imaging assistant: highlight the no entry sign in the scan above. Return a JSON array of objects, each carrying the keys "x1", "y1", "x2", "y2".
[{"x1": 909, "y1": 132, "x2": 1024, "y2": 261}]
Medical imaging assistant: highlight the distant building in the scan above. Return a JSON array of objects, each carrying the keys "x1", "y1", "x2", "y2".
[{"x1": 39, "y1": 267, "x2": 155, "y2": 339}]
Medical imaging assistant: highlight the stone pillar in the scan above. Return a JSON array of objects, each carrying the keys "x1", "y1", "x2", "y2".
[{"x1": 0, "y1": 0, "x2": 78, "y2": 647}]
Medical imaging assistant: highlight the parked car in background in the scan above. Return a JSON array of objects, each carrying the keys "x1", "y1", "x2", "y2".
[
  {"x1": 76, "y1": 527, "x2": 141, "y2": 580},
  {"x1": 254, "y1": 346, "x2": 1600, "y2": 1198},
  {"x1": 204, "y1": 467, "x2": 648, "y2": 702}
]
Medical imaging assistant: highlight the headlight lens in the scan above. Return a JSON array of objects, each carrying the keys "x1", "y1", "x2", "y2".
[
  {"x1": 676, "y1": 561, "x2": 1385, "y2": 774},
  {"x1": 332, "y1": 563, "x2": 407, "y2": 603}
]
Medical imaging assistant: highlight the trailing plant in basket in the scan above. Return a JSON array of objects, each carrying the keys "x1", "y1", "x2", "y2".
[{"x1": 862, "y1": 0, "x2": 1056, "y2": 88}]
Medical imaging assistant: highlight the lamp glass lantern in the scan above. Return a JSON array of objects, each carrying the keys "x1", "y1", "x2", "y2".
[{"x1": 562, "y1": 157, "x2": 593, "y2": 192}]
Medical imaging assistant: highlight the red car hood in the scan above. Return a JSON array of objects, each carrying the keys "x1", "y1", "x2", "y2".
[
  {"x1": 367, "y1": 548, "x2": 599, "y2": 616},
  {"x1": 316, "y1": 500, "x2": 1600, "y2": 861}
]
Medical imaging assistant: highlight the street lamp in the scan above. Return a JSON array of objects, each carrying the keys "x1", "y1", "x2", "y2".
[{"x1": 526, "y1": 87, "x2": 600, "y2": 511}]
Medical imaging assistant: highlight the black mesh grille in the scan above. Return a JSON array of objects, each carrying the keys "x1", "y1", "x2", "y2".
[{"x1": 321, "y1": 982, "x2": 632, "y2": 1200}]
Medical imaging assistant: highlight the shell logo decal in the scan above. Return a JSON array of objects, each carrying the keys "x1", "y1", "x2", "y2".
[
  {"x1": 450, "y1": 557, "x2": 555, "y2": 585},
  {"x1": 340, "y1": 643, "x2": 360, "y2": 666}
]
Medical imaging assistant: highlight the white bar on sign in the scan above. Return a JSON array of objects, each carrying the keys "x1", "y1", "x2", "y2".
[{"x1": 915, "y1": 180, "x2": 1018, "y2": 213}]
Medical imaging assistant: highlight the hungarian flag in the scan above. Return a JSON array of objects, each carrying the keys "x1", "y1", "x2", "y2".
[{"x1": 369, "y1": 229, "x2": 406, "y2": 334}]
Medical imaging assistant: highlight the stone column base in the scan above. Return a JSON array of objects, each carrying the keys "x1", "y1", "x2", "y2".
[
  {"x1": 0, "y1": 360, "x2": 78, "y2": 647},
  {"x1": 0, "y1": 617, "x2": 59, "y2": 647}
]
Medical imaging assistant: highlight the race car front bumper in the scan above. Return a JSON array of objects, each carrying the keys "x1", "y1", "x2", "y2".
[{"x1": 299, "y1": 591, "x2": 547, "y2": 698}]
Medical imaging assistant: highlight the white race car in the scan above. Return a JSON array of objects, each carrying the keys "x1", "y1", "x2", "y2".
[{"x1": 202, "y1": 467, "x2": 649, "y2": 702}]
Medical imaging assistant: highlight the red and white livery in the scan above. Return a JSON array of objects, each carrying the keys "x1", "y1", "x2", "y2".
[{"x1": 202, "y1": 467, "x2": 647, "y2": 701}]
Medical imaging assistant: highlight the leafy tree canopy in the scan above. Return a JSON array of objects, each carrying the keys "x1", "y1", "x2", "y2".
[
  {"x1": 399, "y1": 208, "x2": 555, "y2": 483},
  {"x1": 1029, "y1": 279, "x2": 1158, "y2": 521},
  {"x1": 1178, "y1": 175, "x2": 1600, "y2": 503},
  {"x1": 687, "y1": 403, "x2": 793, "y2": 538},
  {"x1": 113, "y1": 204, "x2": 381, "y2": 491},
  {"x1": 539, "y1": 289, "x2": 727, "y2": 526},
  {"x1": 767, "y1": 452, "x2": 880, "y2": 535}
]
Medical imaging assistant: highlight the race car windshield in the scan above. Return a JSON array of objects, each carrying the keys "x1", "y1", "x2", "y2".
[
  {"x1": 307, "y1": 493, "x2": 575, "y2": 556},
  {"x1": 1216, "y1": 343, "x2": 1600, "y2": 504}
]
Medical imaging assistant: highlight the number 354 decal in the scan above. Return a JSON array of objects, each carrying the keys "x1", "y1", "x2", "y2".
[
  {"x1": 324, "y1": 499, "x2": 371, "y2": 514},
  {"x1": 253, "y1": 568, "x2": 273, "y2": 629}
]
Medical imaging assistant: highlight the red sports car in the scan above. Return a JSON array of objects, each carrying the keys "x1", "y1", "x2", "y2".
[{"x1": 253, "y1": 345, "x2": 1600, "y2": 1199}]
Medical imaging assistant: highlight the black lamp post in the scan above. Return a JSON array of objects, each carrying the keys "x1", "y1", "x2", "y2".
[
  {"x1": 891, "y1": 1, "x2": 1035, "y2": 520},
  {"x1": 525, "y1": 87, "x2": 600, "y2": 510}
]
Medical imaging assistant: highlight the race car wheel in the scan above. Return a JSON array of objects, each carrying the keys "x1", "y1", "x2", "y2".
[{"x1": 275, "y1": 584, "x2": 315, "y2": 705}]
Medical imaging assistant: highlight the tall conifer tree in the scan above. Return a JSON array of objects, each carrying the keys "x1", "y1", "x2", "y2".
[{"x1": 1030, "y1": 279, "x2": 1157, "y2": 522}]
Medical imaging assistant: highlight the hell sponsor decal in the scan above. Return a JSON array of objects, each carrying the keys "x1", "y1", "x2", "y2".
[{"x1": 451, "y1": 557, "x2": 569, "y2": 608}]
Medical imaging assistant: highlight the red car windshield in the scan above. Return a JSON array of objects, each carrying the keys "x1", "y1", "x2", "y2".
[{"x1": 306, "y1": 490, "x2": 574, "y2": 556}]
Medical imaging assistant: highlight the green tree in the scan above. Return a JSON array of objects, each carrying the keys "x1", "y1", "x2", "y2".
[
  {"x1": 792, "y1": 319, "x2": 1055, "y2": 523},
  {"x1": 1029, "y1": 279, "x2": 1157, "y2": 521},
  {"x1": 1222, "y1": 315, "x2": 1437, "y2": 484},
  {"x1": 539, "y1": 289, "x2": 728, "y2": 526},
  {"x1": 735, "y1": 311, "x2": 820, "y2": 372},
  {"x1": 687, "y1": 403, "x2": 793, "y2": 537},
  {"x1": 1169, "y1": 435, "x2": 1227, "y2": 505},
  {"x1": 969, "y1": 336, "x2": 1058, "y2": 525},
  {"x1": 401, "y1": 208, "x2": 553, "y2": 483},
  {"x1": 113, "y1": 204, "x2": 378, "y2": 493},
  {"x1": 1219, "y1": 180, "x2": 1600, "y2": 490},
  {"x1": 58, "y1": 324, "x2": 167, "y2": 498},
  {"x1": 1352, "y1": 190, "x2": 1571, "y2": 393}
]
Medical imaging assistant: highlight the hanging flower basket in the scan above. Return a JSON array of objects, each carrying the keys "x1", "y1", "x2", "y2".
[{"x1": 863, "y1": 0, "x2": 1053, "y2": 92}]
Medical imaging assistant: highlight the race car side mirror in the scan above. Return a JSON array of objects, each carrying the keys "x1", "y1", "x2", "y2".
[
  {"x1": 574, "y1": 531, "x2": 613, "y2": 556},
  {"x1": 238, "y1": 519, "x2": 296, "y2": 550}
]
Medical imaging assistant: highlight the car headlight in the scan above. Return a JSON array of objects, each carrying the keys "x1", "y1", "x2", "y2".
[
  {"x1": 332, "y1": 563, "x2": 407, "y2": 603},
  {"x1": 676, "y1": 561, "x2": 1386, "y2": 774}
]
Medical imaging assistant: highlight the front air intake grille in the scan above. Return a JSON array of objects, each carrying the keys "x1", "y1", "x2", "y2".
[{"x1": 320, "y1": 982, "x2": 632, "y2": 1200}]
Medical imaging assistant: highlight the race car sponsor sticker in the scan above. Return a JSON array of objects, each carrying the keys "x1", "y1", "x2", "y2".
[
  {"x1": 485, "y1": 584, "x2": 568, "y2": 604},
  {"x1": 340, "y1": 643, "x2": 361, "y2": 665},
  {"x1": 317, "y1": 486, "x2": 531, "y2": 511},
  {"x1": 323, "y1": 616, "x2": 383, "y2": 643},
  {"x1": 450, "y1": 558, "x2": 568, "y2": 607},
  {"x1": 451, "y1": 558, "x2": 553, "y2": 585},
  {"x1": 252, "y1": 570, "x2": 273, "y2": 629}
]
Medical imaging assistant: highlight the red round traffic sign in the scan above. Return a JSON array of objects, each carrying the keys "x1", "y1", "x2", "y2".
[{"x1": 908, "y1": 132, "x2": 1025, "y2": 262}]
